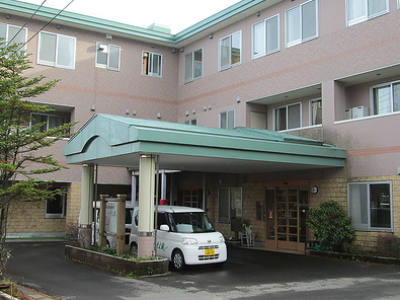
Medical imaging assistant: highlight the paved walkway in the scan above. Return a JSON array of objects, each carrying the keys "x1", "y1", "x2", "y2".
[{"x1": 0, "y1": 285, "x2": 59, "y2": 300}]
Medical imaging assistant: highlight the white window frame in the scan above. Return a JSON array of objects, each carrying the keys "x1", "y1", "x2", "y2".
[
  {"x1": 219, "y1": 109, "x2": 236, "y2": 129},
  {"x1": 398, "y1": 0, "x2": 400, "y2": 10},
  {"x1": 95, "y1": 42, "x2": 121, "y2": 71},
  {"x1": 218, "y1": 187, "x2": 242, "y2": 223},
  {"x1": 219, "y1": 30, "x2": 242, "y2": 71},
  {"x1": 371, "y1": 80, "x2": 400, "y2": 116},
  {"x1": 37, "y1": 31, "x2": 76, "y2": 69},
  {"x1": 45, "y1": 187, "x2": 67, "y2": 219},
  {"x1": 184, "y1": 48, "x2": 203, "y2": 83},
  {"x1": 0, "y1": 23, "x2": 28, "y2": 51},
  {"x1": 252, "y1": 14, "x2": 280, "y2": 59},
  {"x1": 285, "y1": 0, "x2": 318, "y2": 48},
  {"x1": 273, "y1": 102, "x2": 302, "y2": 131},
  {"x1": 346, "y1": 0, "x2": 389, "y2": 27},
  {"x1": 184, "y1": 119, "x2": 197, "y2": 125},
  {"x1": 142, "y1": 51, "x2": 162, "y2": 78},
  {"x1": 309, "y1": 98, "x2": 322, "y2": 126},
  {"x1": 348, "y1": 181, "x2": 393, "y2": 231},
  {"x1": 30, "y1": 112, "x2": 67, "y2": 134}
]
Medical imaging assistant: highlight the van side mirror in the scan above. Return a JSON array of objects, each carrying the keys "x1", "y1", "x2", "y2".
[{"x1": 160, "y1": 224, "x2": 169, "y2": 231}]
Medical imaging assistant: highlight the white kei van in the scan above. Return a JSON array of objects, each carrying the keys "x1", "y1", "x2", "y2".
[{"x1": 129, "y1": 206, "x2": 227, "y2": 270}]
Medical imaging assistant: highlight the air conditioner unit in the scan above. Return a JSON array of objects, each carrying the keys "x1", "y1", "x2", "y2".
[
  {"x1": 345, "y1": 106, "x2": 369, "y2": 119},
  {"x1": 351, "y1": 106, "x2": 369, "y2": 119}
]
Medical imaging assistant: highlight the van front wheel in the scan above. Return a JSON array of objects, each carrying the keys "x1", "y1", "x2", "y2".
[
  {"x1": 130, "y1": 242, "x2": 138, "y2": 254},
  {"x1": 172, "y1": 250, "x2": 185, "y2": 271}
]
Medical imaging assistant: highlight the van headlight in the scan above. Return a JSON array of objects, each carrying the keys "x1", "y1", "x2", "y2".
[
  {"x1": 219, "y1": 235, "x2": 225, "y2": 243},
  {"x1": 182, "y1": 237, "x2": 198, "y2": 245}
]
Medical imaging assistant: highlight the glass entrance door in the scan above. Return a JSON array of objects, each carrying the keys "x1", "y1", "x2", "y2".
[
  {"x1": 276, "y1": 187, "x2": 299, "y2": 249},
  {"x1": 265, "y1": 182, "x2": 309, "y2": 252}
]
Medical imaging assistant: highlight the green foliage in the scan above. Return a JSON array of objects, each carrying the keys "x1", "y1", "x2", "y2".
[
  {"x1": 101, "y1": 247, "x2": 116, "y2": 256},
  {"x1": 306, "y1": 200, "x2": 356, "y2": 252},
  {"x1": 0, "y1": 40, "x2": 77, "y2": 274}
]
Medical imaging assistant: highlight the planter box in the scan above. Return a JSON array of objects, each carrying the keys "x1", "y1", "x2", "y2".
[
  {"x1": 65, "y1": 245, "x2": 169, "y2": 277},
  {"x1": 310, "y1": 249, "x2": 400, "y2": 265}
]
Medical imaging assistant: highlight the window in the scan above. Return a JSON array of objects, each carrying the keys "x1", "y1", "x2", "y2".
[
  {"x1": 310, "y1": 98, "x2": 322, "y2": 125},
  {"x1": 184, "y1": 119, "x2": 197, "y2": 125},
  {"x1": 37, "y1": 31, "x2": 76, "y2": 69},
  {"x1": 348, "y1": 182, "x2": 392, "y2": 231},
  {"x1": 218, "y1": 187, "x2": 242, "y2": 223},
  {"x1": 31, "y1": 113, "x2": 67, "y2": 133},
  {"x1": 274, "y1": 103, "x2": 301, "y2": 131},
  {"x1": 252, "y1": 14, "x2": 280, "y2": 59},
  {"x1": 0, "y1": 23, "x2": 27, "y2": 51},
  {"x1": 185, "y1": 48, "x2": 203, "y2": 83},
  {"x1": 219, "y1": 31, "x2": 241, "y2": 71},
  {"x1": 96, "y1": 42, "x2": 121, "y2": 71},
  {"x1": 45, "y1": 187, "x2": 67, "y2": 219},
  {"x1": 220, "y1": 110, "x2": 235, "y2": 129},
  {"x1": 142, "y1": 51, "x2": 162, "y2": 77},
  {"x1": 372, "y1": 81, "x2": 400, "y2": 115},
  {"x1": 347, "y1": 0, "x2": 389, "y2": 26},
  {"x1": 286, "y1": 0, "x2": 318, "y2": 48}
]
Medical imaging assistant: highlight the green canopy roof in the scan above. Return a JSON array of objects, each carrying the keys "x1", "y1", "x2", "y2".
[{"x1": 63, "y1": 114, "x2": 346, "y2": 174}]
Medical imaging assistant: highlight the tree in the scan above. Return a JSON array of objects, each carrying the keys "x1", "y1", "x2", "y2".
[
  {"x1": 0, "y1": 41, "x2": 76, "y2": 274},
  {"x1": 306, "y1": 200, "x2": 356, "y2": 252}
]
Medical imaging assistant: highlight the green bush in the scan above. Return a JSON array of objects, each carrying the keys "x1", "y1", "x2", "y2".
[{"x1": 306, "y1": 201, "x2": 355, "y2": 252}]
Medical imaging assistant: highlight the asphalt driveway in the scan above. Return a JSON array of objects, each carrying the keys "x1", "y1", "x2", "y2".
[{"x1": 4, "y1": 241, "x2": 400, "y2": 299}]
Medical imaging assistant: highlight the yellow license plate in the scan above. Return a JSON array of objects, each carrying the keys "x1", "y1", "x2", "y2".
[{"x1": 205, "y1": 249, "x2": 215, "y2": 256}]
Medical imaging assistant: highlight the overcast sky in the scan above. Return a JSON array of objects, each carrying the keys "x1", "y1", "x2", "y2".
[{"x1": 22, "y1": 0, "x2": 242, "y2": 33}]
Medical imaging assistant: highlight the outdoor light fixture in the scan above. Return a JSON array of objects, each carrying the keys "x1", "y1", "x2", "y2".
[
  {"x1": 204, "y1": 106, "x2": 207, "y2": 111},
  {"x1": 157, "y1": 112, "x2": 161, "y2": 119},
  {"x1": 106, "y1": 34, "x2": 112, "y2": 40},
  {"x1": 236, "y1": 96, "x2": 241, "y2": 103},
  {"x1": 180, "y1": 47, "x2": 184, "y2": 53},
  {"x1": 192, "y1": 109, "x2": 196, "y2": 115},
  {"x1": 185, "y1": 111, "x2": 189, "y2": 116},
  {"x1": 311, "y1": 186, "x2": 319, "y2": 194}
]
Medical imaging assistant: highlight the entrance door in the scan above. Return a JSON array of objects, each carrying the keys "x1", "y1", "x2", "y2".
[
  {"x1": 276, "y1": 187, "x2": 299, "y2": 250},
  {"x1": 265, "y1": 182, "x2": 309, "y2": 252}
]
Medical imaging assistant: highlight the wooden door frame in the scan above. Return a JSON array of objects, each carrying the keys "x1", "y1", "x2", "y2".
[{"x1": 264, "y1": 180, "x2": 309, "y2": 252}]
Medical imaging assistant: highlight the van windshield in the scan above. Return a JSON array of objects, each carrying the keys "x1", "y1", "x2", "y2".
[{"x1": 168, "y1": 212, "x2": 215, "y2": 233}]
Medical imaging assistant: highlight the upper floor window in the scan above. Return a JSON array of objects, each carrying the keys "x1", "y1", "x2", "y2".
[
  {"x1": 347, "y1": 0, "x2": 389, "y2": 26},
  {"x1": 31, "y1": 113, "x2": 67, "y2": 134},
  {"x1": 219, "y1": 31, "x2": 241, "y2": 71},
  {"x1": 274, "y1": 102, "x2": 302, "y2": 131},
  {"x1": 371, "y1": 81, "x2": 400, "y2": 115},
  {"x1": 286, "y1": 0, "x2": 318, "y2": 48},
  {"x1": 252, "y1": 14, "x2": 280, "y2": 59},
  {"x1": 142, "y1": 51, "x2": 162, "y2": 78},
  {"x1": 0, "y1": 23, "x2": 27, "y2": 51},
  {"x1": 184, "y1": 119, "x2": 197, "y2": 125},
  {"x1": 220, "y1": 110, "x2": 235, "y2": 129},
  {"x1": 37, "y1": 31, "x2": 76, "y2": 69},
  {"x1": 184, "y1": 48, "x2": 203, "y2": 83},
  {"x1": 310, "y1": 98, "x2": 322, "y2": 126},
  {"x1": 348, "y1": 181, "x2": 392, "y2": 231},
  {"x1": 96, "y1": 42, "x2": 120, "y2": 71}
]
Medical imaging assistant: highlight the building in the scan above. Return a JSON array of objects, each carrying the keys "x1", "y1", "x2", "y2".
[{"x1": 1, "y1": 0, "x2": 400, "y2": 254}]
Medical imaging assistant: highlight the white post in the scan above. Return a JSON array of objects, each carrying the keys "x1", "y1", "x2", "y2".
[
  {"x1": 131, "y1": 172, "x2": 137, "y2": 208},
  {"x1": 80, "y1": 164, "x2": 94, "y2": 248},
  {"x1": 138, "y1": 155, "x2": 155, "y2": 258},
  {"x1": 161, "y1": 171, "x2": 167, "y2": 201}
]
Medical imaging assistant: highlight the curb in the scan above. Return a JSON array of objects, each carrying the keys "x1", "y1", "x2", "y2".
[{"x1": 0, "y1": 285, "x2": 60, "y2": 300}]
